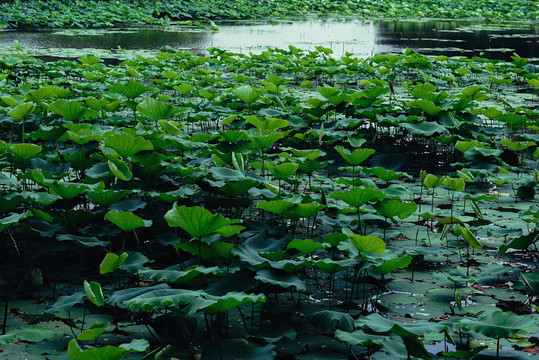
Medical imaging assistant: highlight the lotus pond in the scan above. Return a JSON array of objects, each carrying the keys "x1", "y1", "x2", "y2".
[{"x1": 0, "y1": 39, "x2": 539, "y2": 360}]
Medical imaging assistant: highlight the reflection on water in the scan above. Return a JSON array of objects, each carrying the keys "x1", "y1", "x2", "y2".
[{"x1": 0, "y1": 18, "x2": 537, "y2": 60}]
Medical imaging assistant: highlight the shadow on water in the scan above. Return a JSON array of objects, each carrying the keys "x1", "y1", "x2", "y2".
[{"x1": 0, "y1": 17, "x2": 537, "y2": 60}]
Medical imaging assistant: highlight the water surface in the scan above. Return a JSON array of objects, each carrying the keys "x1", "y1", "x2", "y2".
[{"x1": 0, "y1": 18, "x2": 537, "y2": 60}]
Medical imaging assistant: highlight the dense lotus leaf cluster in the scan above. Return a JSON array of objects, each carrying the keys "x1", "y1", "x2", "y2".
[
  {"x1": 0, "y1": 46, "x2": 538, "y2": 359},
  {"x1": 0, "y1": 0, "x2": 538, "y2": 29}
]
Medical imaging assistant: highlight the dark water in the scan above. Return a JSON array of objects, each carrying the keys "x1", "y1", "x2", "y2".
[{"x1": 0, "y1": 18, "x2": 537, "y2": 60}]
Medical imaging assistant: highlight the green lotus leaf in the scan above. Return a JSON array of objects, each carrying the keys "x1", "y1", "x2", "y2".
[
  {"x1": 422, "y1": 173, "x2": 444, "y2": 189},
  {"x1": 459, "y1": 226, "x2": 482, "y2": 249},
  {"x1": 87, "y1": 188, "x2": 130, "y2": 206},
  {"x1": 255, "y1": 269, "x2": 306, "y2": 291},
  {"x1": 323, "y1": 232, "x2": 349, "y2": 247},
  {"x1": 286, "y1": 238, "x2": 324, "y2": 254},
  {"x1": 208, "y1": 167, "x2": 246, "y2": 182},
  {"x1": 104, "y1": 132, "x2": 153, "y2": 158},
  {"x1": 460, "y1": 311, "x2": 535, "y2": 339},
  {"x1": 248, "y1": 130, "x2": 284, "y2": 150},
  {"x1": 374, "y1": 199, "x2": 417, "y2": 220},
  {"x1": 408, "y1": 99, "x2": 442, "y2": 115},
  {"x1": 99, "y1": 252, "x2": 129, "y2": 274},
  {"x1": 49, "y1": 99, "x2": 87, "y2": 121},
  {"x1": 67, "y1": 339, "x2": 148, "y2": 360},
  {"x1": 185, "y1": 292, "x2": 265, "y2": 315},
  {"x1": 105, "y1": 210, "x2": 152, "y2": 232},
  {"x1": 256, "y1": 200, "x2": 295, "y2": 215},
  {"x1": 83, "y1": 280, "x2": 104, "y2": 307},
  {"x1": 27, "y1": 85, "x2": 68, "y2": 103},
  {"x1": 45, "y1": 292, "x2": 85, "y2": 314},
  {"x1": 77, "y1": 323, "x2": 107, "y2": 341},
  {"x1": 459, "y1": 85, "x2": 488, "y2": 101},
  {"x1": 164, "y1": 205, "x2": 240, "y2": 239},
  {"x1": 268, "y1": 162, "x2": 299, "y2": 180},
  {"x1": 215, "y1": 224, "x2": 245, "y2": 238},
  {"x1": 246, "y1": 116, "x2": 289, "y2": 130},
  {"x1": 401, "y1": 121, "x2": 447, "y2": 136},
  {"x1": 9, "y1": 102, "x2": 36, "y2": 120},
  {"x1": 233, "y1": 85, "x2": 260, "y2": 104},
  {"x1": 390, "y1": 323, "x2": 433, "y2": 360},
  {"x1": 314, "y1": 258, "x2": 355, "y2": 274},
  {"x1": 349, "y1": 235, "x2": 386, "y2": 255},
  {"x1": 374, "y1": 255, "x2": 412, "y2": 275},
  {"x1": 109, "y1": 80, "x2": 152, "y2": 99},
  {"x1": 108, "y1": 159, "x2": 132, "y2": 181},
  {"x1": 443, "y1": 176, "x2": 465, "y2": 192},
  {"x1": 137, "y1": 97, "x2": 180, "y2": 120},
  {"x1": 158, "y1": 119, "x2": 183, "y2": 135},
  {"x1": 500, "y1": 139, "x2": 535, "y2": 151},
  {"x1": 365, "y1": 167, "x2": 409, "y2": 182},
  {"x1": 308, "y1": 310, "x2": 354, "y2": 334},
  {"x1": 56, "y1": 234, "x2": 110, "y2": 248},
  {"x1": 11, "y1": 143, "x2": 42, "y2": 160},
  {"x1": 329, "y1": 186, "x2": 385, "y2": 208},
  {"x1": 499, "y1": 231, "x2": 539, "y2": 254},
  {"x1": 335, "y1": 146, "x2": 375, "y2": 166},
  {"x1": 285, "y1": 203, "x2": 325, "y2": 219},
  {"x1": 126, "y1": 288, "x2": 203, "y2": 312},
  {"x1": 139, "y1": 266, "x2": 219, "y2": 284},
  {"x1": 47, "y1": 181, "x2": 89, "y2": 200}
]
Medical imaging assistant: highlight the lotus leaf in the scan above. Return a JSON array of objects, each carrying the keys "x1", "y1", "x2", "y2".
[
  {"x1": 67, "y1": 338, "x2": 148, "y2": 360},
  {"x1": 99, "y1": 252, "x2": 128, "y2": 274},
  {"x1": 164, "y1": 205, "x2": 240, "y2": 239},
  {"x1": 105, "y1": 210, "x2": 152, "y2": 232}
]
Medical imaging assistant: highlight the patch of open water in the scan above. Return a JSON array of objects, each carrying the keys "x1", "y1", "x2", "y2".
[{"x1": 0, "y1": 17, "x2": 537, "y2": 60}]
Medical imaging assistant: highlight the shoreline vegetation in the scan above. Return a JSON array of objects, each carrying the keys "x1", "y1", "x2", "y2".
[{"x1": 0, "y1": 0, "x2": 536, "y2": 30}]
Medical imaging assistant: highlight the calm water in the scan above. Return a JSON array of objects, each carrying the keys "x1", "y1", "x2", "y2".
[{"x1": 0, "y1": 18, "x2": 537, "y2": 60}]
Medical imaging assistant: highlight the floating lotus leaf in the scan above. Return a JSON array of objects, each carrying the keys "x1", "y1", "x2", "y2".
[{"x1": 401, "y1": 121, "x2": 447, "y2": 136}]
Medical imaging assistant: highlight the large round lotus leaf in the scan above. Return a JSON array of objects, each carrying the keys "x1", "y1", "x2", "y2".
[
  {"x1": 104, "y1": 132, "x2": 153, "y2": 158},
  {"x1": 401, "y1": 120, "x2": 446, "y2": 136},
  {"x1": 461, "y1": 311, "x2": 535, "y2": 339},
  {"x1": 105, "y1": 210, "x2": 152, "y2": 232},
  {"x1": 255, "y1": 269, "x2": 306, "y2": 291}
]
